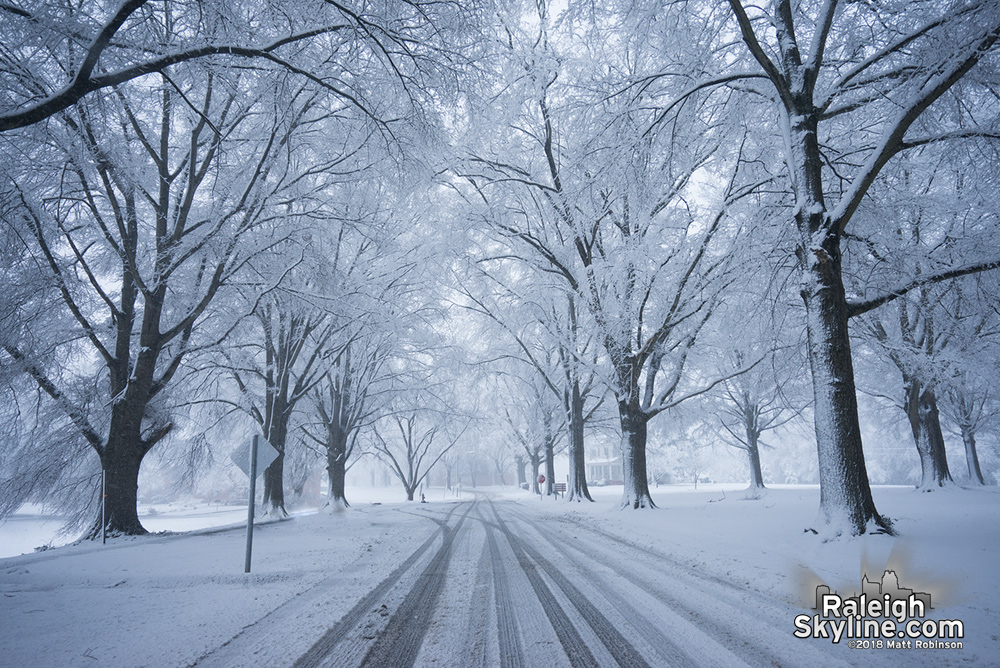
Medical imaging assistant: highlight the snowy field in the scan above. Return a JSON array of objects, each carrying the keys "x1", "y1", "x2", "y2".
[{"x1": 1, "y1": 483, "x2": 998, "y2": 667}]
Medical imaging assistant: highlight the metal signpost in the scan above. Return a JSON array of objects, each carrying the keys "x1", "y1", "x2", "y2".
[
  {"x1": 101, "y1": 470, "x2": 107, "y2": 544},
  {"x1": 230, "y1": 434, "x2": 280, "y2": 573}
]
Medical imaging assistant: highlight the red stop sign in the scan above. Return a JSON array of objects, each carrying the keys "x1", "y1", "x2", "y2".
[{"x1": 538, "y1": 474, "x2": 546, "y2": 484}]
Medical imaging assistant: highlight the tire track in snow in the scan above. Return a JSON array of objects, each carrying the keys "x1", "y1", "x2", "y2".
[
  {"x1": 509, "y1": 504, "x2": 779, "y2": 667},
  {"x1": 355, "y1": 501, "x2": 475, "y2": 668},
  {"x1": 507, "y1": 504, "x2": 852, "y2": 668},
  {"x1": 189, "y1": 517, "x2": 442, "y2": 668},
  {"x1": 478, "y1": 504, "x2": 525, "y2": 668},
  {"x1": 292, "y1": 501, "x2": 473, "y2": 668},
  {"x1": 501, "y1": 505, "x2": 740, "y2": 667},
  {"x1": 461, "y1": 521, "x2": 495, "y2": 668},
  {"x1": 489, "y1": 500, "x2": 652, "y2": 668},
  {"x1": 493, "y1": 522, "x2": 597, "y2": 667},
  {"x1": 555, "y1": 512, "x2": 800, "y2": 617}
]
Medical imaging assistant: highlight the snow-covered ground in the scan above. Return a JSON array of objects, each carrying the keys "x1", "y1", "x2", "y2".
[{"x1": 1, "y1": 484, "x2": 997, "y2": 667}]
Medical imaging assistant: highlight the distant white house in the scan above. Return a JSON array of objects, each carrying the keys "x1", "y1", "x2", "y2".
[{"x1": 587, "y1": 445, "x2": 622, "y2": 485}]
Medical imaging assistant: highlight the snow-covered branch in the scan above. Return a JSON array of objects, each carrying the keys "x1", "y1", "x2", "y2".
[
  {"x1": 830, "y1": 22, "x2": 1000, "y2": 234},
  {"x1": 847, "y1": 258, "x2": 1000, "y2": 319}
]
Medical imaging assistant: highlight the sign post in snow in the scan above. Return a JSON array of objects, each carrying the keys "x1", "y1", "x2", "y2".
[{"x1": 231, "y1": 434, "x2": 279, "y2": 573}]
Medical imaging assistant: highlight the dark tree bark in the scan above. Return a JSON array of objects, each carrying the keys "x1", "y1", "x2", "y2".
[
  {"x1": 469, "y1": 55, "x2": 728, "y2": 514},
  {"x1": 94, "y1": 412, "x2": 153, "y2": 537},
  {"x1": 946, "y1": 383, "x2": 988, "y2": 486},
  {"x1": 374, "y1": 415, "x2": 459, "y2": 503},
  {"x1": 0, "y1": 1, "x2": 424, "y2": 133},
  {"x1": 7, "y1": 73, "x2": 246, "y2": 537},
  {"x1": 529, "y1": 453, "x2": 542, "y2": 494},
  {"x1": 863, "y1": 292, "x2": 959, "y2": 491},
  {"x1": 904, "y1": 380, "x2": 952, "y2": 489},
  {"x1": 618, "y1": 390, "x2": 654, "y2": 509},
  {"x1": 514, "y1": 454, "x2": 526, "y2": 487},
  {"x1": 719, "y1": 374, "x2": 784, "y2": 492},
  {"x1": 960, "y1": 427, "x2": 985, "y2": 486},
  {"x1": 565, "y1": 379, "x2": 593, "y2": 501},
  {"x1": 86, "y1": 316, "x2": 172, "y2": 537},
  {"x1": 544, "y1": 433, "x2": 556, "y2": 496},
  {"x1": 262, "y1": 395, "x2": 291, "y2": 515},
  {"x1": 241, "y1": 303, "x2": 334, "y2": 517},
  {"x1": 326, "y1": 425, "x2": 350, "y2": 508},
  {"x1": 262, "y1": 454, "x2": 287, "y2": 512},
  {"x1": 800, "y1": 230, "x2": 890, "y2": 533},
  {"x1": 559, "y1": 297, "x2": 594, "y2": 502},
  {"x1": 309, "y1": 341, "x2": 387, "y2": 510},
  {"x1": 746, "y1": 427, "x2": 765, "y2": 490}
]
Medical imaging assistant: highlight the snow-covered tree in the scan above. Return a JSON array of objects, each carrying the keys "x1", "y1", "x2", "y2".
[
  {"x1": 373, "y1": 413, "x2": 467, "y2": 501},
  {"x1": 714, "y1": 350, "x2": 803, "y2": 490},
  {"x1": 848, "y1": 144, "x2": 1000, "y2": 490},
  {"x1": 0, "y1": 56, "x2": 325, "y2": 535},
  {"x1": 455, "y1": 258, "x2": 606, "y2": 501},
  {"x1": 708, "y1": 0, "x2": 1000, "y2": 534},
  {"x1": 459, "y1": 0, "x2": 758, "y2": 509},
  {"x1": 0, "y1": 0, "x2": 474, "y2": 132},
  {"x1": 500, "y1": 369, "x2": 566, "y2": 496},
  {"x1": 940, "y1": 367, "x2": 996, "y2": 486},
  {"x1": 0, "y1": 0, "x2": 475, "y2": 536}
]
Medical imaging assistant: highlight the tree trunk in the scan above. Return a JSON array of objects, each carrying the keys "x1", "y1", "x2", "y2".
[
  {"x1": 566, "y1": 381, "x2": 593, "y2": 501},
  {"x1": 326, "y1": 429, "x2": 349, "y2": 509},
  {"x1": 618, "y1": 396, "x2": 654, "y2": 509},
  {"x1": 90, "y1": 407, "x2": 149, "y2": 538},
  {"x1": 263, "y1": 455, "x2": 286, "y2": 513},
  {"x1": 746, "y1": 428, "x2": 765, "y2": 490},
  {"x1": 960, "y1": 424, "x2": 985, "y2": 485},
  {"x1": 757, "y1": 46, "x2": 892, "y2": 535},
  {"x1": 530, "y1": 455, "x2": 541, "y2": 494},
  {"x1": 262, "y1": 403, "x2": 290, "y2": 515},
  {"x1": 904, "y1": 380, "x2": 952, "y2": 489},
  {"x1": 801, "y1": 235, "x2": 892, "y2": 534},
  {"x1": 544, "y1": 436, "x2": 556, "y2": 496},
  {"x1": 87, "y1": 346, "x2": 163, "y2": 538},
  {"x1": 514, "y1": 454, "x2": 526, "y2": 487}
]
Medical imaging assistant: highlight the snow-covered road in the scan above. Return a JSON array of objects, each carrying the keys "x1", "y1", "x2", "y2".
[{"x1": 193, "y1": 495, "x2": 845, "y2": 668}]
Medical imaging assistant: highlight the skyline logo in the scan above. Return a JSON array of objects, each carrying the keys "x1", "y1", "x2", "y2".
[{"x1": 794, "y1": 570, "x2": 963, "y2": 650}]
